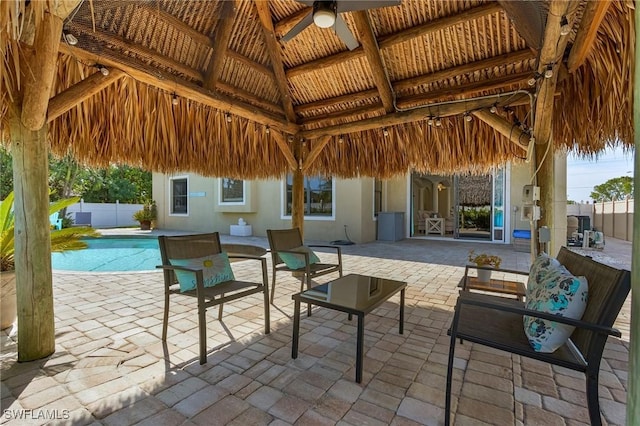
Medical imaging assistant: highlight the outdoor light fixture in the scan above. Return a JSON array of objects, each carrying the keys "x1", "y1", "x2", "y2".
[
  {"x1": 560, "y1": 16, "x2": 571, "y2": 36},
  {"x1": 427, "y1": 117, "x2": 434, "y2": 126},
  {"x1": 528, "y1": 76, "x2": 538, "y2": 86},
  {"x1": 464, "y1": 114, "x2": 473, "y2": 122},
  {"x1": 338, "y1": 135, "x2": 344, "y2": 143},
  {"x1": 383, "y1": 128, "x2": 389, "y2": 137},
  {"x1": 64, "y1": 33, "x2": 78, "y2": 45},
  {"x1": 435, "y1": 118, "x2": 442, "y2": 127},
  {"x1": 313, "y1": 1, "x2": 336, "y2": 28},
  {"x1": 225, "y1": 113, "x2": 232, "y2": 122},
  {"x1": 265, "y1": 126, "x2": 270, "y2": 134},
  {"x1": 489, "y1": 105, "x2": 498, "y2": 114},
  {"x1": 171, "y1": 93, "x2": 179, "y2": 106},
  {"x1": 544, "y1": 65, "x2": 553, "y2": 79}
]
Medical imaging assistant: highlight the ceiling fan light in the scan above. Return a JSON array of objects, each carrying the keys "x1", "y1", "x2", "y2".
[{"x1": 313, "y1": 1, "x2": 336, "y2": 28}]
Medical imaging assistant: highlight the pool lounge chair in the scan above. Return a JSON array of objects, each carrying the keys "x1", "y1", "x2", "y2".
[{"x1": 49, "y1": 212, "x2": 63, "y2": 230}]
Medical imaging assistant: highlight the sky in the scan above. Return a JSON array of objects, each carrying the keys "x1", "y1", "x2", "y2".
[{"x1": 566, "y1": 145, "x2": 635, "y2": 203}]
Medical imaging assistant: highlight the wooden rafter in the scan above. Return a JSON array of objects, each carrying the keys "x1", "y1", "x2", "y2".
[
  {"x1": 394, "y1": 49, "x2": 535, "y2": 92},
  {"x1": 254, "y1": 1, "x2": 297, "y2": 123},
  {"x1": 204, "y1": 0, "x2": 237, "y2": 89},
  {"x1": 395, "y1": 71, "x2": 532, "y2": 109},
  {"x1": 352, "y1": 10, "x2": 394, "y2": 113},
  {"x1": 271, "y1": 131, "x2": 298, "y2": 170},
  {"x1": 274, "y1": 7, "x2": 311, "y2": 38},
  {"x1": 300, "y1": 103, "x2": 384, "y2": 127},
  {"x1": 67, "y1": 21, "x2": 203, "y2": 82},
  {"x1": 226, "y1": 49, "x2": 274, "y2": 78},
  {"x1": 472, "y1": 109, "x2": 529, "y2": 151},
  {"x1": 47, "y1": 68, "x2": 126, "y2": 122},
  {"x1": 295, "y1": 52, "x2": 533, "y2": 114},
  {"x1": 567, "y1": 1, "x2": 611, "y2": 72},
  {"x1": 301, "y1": 136, "x2": 332, "y2": 173},
  {"x1": 299, "y1": 93, "x2": 531, "y2": 139},
  {"x1": 285, "y1": 2, "x2": 502, "y2": 79},
  {"x1": 216, "y1": 82, "x2": 285, "y2": 115},
  {"x1": 58, "y1": 42, "x2": 299, "y2": 134}
]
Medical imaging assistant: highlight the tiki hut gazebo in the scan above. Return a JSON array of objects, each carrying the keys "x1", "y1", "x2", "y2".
[{"x1": 0, "y1": 0, "x2": 637, "y2": 412}]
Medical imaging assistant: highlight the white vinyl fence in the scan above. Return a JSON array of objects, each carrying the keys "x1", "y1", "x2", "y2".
[{"x1": 64, "y1": 200, "x2": 142, "y2": 228}]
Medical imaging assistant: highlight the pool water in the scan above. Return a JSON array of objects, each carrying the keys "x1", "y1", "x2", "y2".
[{"x1": 52, "y1": 238, "x2": 161, "y2": 272}]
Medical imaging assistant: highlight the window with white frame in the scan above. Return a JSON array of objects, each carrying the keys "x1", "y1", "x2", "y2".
[
  {"x1": 220, "y1": 178, "x2": 245, "y2": 204},
  {"x1": 170, "y1": 176, "x2": 188, "y2": 215},
  {"x1": 284, "y1": 175, "x2": 334, "y2": 218}
]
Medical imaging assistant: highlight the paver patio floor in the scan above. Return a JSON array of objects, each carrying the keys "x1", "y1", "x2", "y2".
[{"x1": 0, "y1": 234, "x2": 632, "y2": 425}]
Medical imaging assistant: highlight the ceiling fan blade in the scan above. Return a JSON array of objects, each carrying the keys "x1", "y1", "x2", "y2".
[
  {"x1": 336, "y1": 0, "x2": 401, "y2": 13},
  {"x1": 281, "y1": 11, "x2": 314, "y2": 42},
  {"x1": 334, "y1": 15, "x2": 359, "y2": 50}
]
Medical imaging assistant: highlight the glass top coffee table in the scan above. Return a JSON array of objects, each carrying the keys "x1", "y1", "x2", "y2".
[{"x1": 291, "y1": 273, "x2": 406, "y2": 383}]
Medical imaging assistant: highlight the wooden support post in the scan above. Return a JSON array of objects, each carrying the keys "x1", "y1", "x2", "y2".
[
  {"x1": 291, "y1": 142, "x2": 305, "y2": 239},
  {"x1": 9, "y1": 116, "x2": 55, "y2": 361},
  {"x1": 626, "y1": 1, "x2": 640, "y2": 420}
]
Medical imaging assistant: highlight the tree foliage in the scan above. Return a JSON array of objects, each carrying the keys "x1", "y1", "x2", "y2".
[
  {"x1": 589, "y1": 176, "x2": 634, "y2": 202},
  {"x1": 1, "y1": 147, "x2": 151, "y2": 204}
]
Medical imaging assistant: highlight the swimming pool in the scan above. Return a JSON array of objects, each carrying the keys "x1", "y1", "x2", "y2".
[{"x1": 52, "y1": 237, "x2": 161, "y2": 272}]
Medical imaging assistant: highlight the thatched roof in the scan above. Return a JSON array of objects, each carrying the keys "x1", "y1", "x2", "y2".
[
  {"x1": 458, "y1": 174, "x2": 492, "y2": 206},
  {"x1": 0, "y1": 0, "x2": 635, "y2": 179}
]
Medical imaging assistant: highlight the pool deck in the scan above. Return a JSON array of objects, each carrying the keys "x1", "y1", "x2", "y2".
[{"x1": 0, "y1": 230, "x2": 633, "y2": 425}]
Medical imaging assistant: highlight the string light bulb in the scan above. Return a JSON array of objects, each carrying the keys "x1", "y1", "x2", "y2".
[
  {"x1": 383, "y1": 128, "x2": 389, "y2": 137},
  {"x1": 560, "y1": 16, "x2": 571, "y2": 36},
  {"x1": 171, "y1": 93, "x2": 179, "y2": 106},
  {"x1": 97, "y1": 65, "x2": 109, "y2": 76},
  {"x1": 544, "y1": 65, "x2": 553, "y2": 79},
  {"x1": 225, "y1": 113, "x2": 232, "y2": 122},
  {"x1": 464, "y1": 114, "x2": 472, "y2": 122},
  {"x1": 427, "y1": 117, "x2": 434, "y2": 126},
  {"x1": 64, "y1": 33, "x2": 78, "y2": 45},
  {"x1": 435, "y1": 118, "x2": 442, "y2": 127},
  {"x1": 265, "y1": 126, "x2": 270, "y2": 134},
  {"x1": 528, "y1": 76, "x2": 537, "y2": 86},
  {"x1": 489, "y1": 105, "x2": 497, "y2": 114},
  {"x1": 338, "y1": 135, "x2": 344, "y2": 144}
]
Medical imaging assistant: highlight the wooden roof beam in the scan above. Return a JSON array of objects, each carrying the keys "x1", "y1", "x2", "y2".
[
  {"x1": 394, "y1": 49, "x2": 535, "y2": 92},
  {"x1": 472, "y1": 109, "x2": 529, "y2": 151},
  {"x1": 204, "y1": 0, "x2": 236, "y2": 89},
  {"x1": 566, "y1": 1, "x2": 610, "y2": 72},
  {"x1": 254, "y1": 1, "x2": 297, "y2": 123},
  {"x1": 300, "y1": 103, "x2": 384, "y2": 127},
  {"x1": 59, "y1": 42, "x2": 299, "y2": 134},
  {"x1": 67, "y1": 21, "x2": 203, "y2": 82},
  {"x1": 301, "y1": 136, "x2": 332, "y2": 173},
  {"x1": 271, "y1": 131, "x2": 298, "y2": 170},
  {"x1": 47, "y1": 68, "x2": 126, "y2": 122},
  {"x1": 216, "y1": 82, "x2": 285, "y2": 115},
  {"x1": 274, "y1": 7, "x2": 312, "y2": 38},
  {"x1": 225, "y1": 49, "x2": 274, "y2": 78},
  {"x1": 286, "y1": 2, "x2": 502, "y2": 79},
  {"x1": 299, "y1": 93, "x2": 532, "y2": 139},
  {"x1": 395, "y1": 71, "x2": 532, "y2": 109},
  {"x1": 295, "y1": 51, "x2": 533, "y2": 114},
  {"x1": 352, "y1": 11, "x2": 395, "y2": 113}
]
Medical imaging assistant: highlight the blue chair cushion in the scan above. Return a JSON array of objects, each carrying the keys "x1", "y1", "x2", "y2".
[
  {"x1": 278, "y1": 246, "x2": 320, "y2": 270},
  {"x1": 169, "y1": 253, "x2": 235, "y2": 292}
]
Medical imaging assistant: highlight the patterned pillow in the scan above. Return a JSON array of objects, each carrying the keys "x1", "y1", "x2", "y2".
[
  {"x1": 169, "y1": 253, "x2": 235, "y2": 292},
  {"x1": 278, "y1": 246, "x2": 320, "y2": 270},
  {"x1": 523, "y1": 264, "x2": 588, "y2": 353},
  {"x1": 526, "y1": 253, "x2": 561, "y2": 296}
]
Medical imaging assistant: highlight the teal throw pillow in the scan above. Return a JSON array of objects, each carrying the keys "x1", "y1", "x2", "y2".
[
  {"x1": 523, "y1": 264, "x2": 588, "y2": 353},
  {"x1": 169, "y1": 253, "x2": 235, "y2": 292},
  {"x1": 526, "y1": 253, "x2": 561, "y2": 296},
  {"x1": 278, "y1": 246, "x2": 320, "y2": 270}
]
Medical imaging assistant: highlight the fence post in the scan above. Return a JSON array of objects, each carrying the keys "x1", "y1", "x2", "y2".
[
  {"x1": 80, "y1": 198, "x2": 84, "y2": 212},
  {"x1": 115, "y1": 200, "x2": 119, "y2": 227}
]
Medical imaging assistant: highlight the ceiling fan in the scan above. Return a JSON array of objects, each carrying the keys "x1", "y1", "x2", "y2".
[{"x1": 281, "y1": 0, "x2": 401, "y2": 51}]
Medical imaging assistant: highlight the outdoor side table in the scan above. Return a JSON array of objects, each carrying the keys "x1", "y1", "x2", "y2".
[
  {"x1": 459, "y1": 275, "x2": 526, "y2": 301},
  {"x1": 291, "y1": 274, "x2": 406, "y2": 383}
]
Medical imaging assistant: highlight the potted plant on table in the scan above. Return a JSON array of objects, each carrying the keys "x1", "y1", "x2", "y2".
[
  {"x1": 467, "y1": 249, "x2": 502, "y2": 283},
  {"x1": 133, "y1": 200, "x2": 157, "y2": 230},
  {"x1": 1, "y1": 192, "x2": 99, "y2": 330}
]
